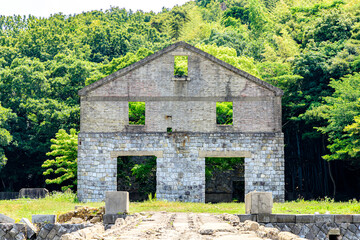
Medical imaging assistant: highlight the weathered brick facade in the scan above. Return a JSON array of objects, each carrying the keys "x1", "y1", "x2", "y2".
[{"x1": 78, "y1": 42, "x2": 284, "y2": 202}]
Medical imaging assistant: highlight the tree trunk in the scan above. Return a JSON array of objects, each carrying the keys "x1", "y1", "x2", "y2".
[{"x1": 328, "y1": 161, "x2": 336, "y2": 198}]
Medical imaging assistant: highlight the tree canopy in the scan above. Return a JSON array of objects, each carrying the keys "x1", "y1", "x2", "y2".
[{"x1": 0, "y1": 0, "x2": 360, "y2": 199}]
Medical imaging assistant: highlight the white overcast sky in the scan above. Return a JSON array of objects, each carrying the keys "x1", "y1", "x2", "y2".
[{"x1": 0, "y1": 0, "x2": 192, "y2": 17}]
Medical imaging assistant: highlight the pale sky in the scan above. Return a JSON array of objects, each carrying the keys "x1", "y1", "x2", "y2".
[{"x1": 0, "y1": 0, "x2": 192, "y2": 17}]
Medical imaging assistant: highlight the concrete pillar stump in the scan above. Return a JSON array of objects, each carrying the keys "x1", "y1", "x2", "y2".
[
  {"x1": 245, "y1": 191, "x2": 273, "y2": 214},
  {"x1": 105, "y1": 191, "x2": 129, "y2": 214}
]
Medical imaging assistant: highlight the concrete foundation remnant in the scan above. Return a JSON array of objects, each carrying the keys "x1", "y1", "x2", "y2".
[
  {"x1": 245, "y1": 191, "x2": 273, "y2": 214},
  {"x1": 105, "y1": 191, "x2": 129, "y2": 214}
]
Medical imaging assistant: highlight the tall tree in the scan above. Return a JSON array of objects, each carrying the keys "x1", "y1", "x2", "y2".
[{"x1": 0, "y1": 104, "x2": 15, "y2": 171}]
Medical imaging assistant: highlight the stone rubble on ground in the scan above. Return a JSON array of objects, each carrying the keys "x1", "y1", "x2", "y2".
[
  {"x1": 57, "y1": 206, "x2": 105, "y2": 223},
  {"x1": 60, "y1": 212, "x2": 305, "y2": 240}
]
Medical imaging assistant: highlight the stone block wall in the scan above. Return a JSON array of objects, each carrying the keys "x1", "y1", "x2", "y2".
[
  {"x1": 78, "y1": 42, "x2": 285, "y2": 204},
  {"x1": 78, "y1": 132, "x2": 284, "y2": 202},
  {"x1": 238, "y1": 214, "x2": 360, "y2": 240},
  {"x1": 0, "y1": 223, "x2": 26, "y2": 240},
  {"x1": 36, "y1": 223, "x2": 93, "y2": 240},
  {"x1": 80, "y1": 44, "x2": 283, "y2": 134},
  {"x1": 0, "y1": 223, "x2": 92, "y2": 240}
]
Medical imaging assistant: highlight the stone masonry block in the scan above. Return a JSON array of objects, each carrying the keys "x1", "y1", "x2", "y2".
[
  {"x1": 245, "y1": 191, "x2": 273, "y2": 214},
  {"x1": 334, "y1": 215, "x2": 353, "y2": 223},
  {"x1": 257, "y1": 214, "x2": 277, "y2": 223},
  {"x1": 314, "y1": 214, "x2": 334, "y2": 223},
  {"x1": 296, "y1": 214, "x2": 315, "y2": 223},
  {"x1": 352, "y1": 215, "x2": 360, "y2": 223},
  {"x1": 20, "y1": 218, "x2": 37, "y2": 239},
  {"x1": 15, "y1": 232, "x2": 26, "y2": 240},
  {"x1": 276, "y1": 214, "x2": 296, "y2": 223},
  {"x1": 0, "y1": 228, "x2": 5, "y2": 237},
  {"x1": 0, "y1": 214, "x2": 15, "y2": 223},
  {"x1": 32, "y1": 215, "x2": 56, "y2": 224},
  {"x1": 105, "y1": 191, "x2": 129, "y2": 214}
]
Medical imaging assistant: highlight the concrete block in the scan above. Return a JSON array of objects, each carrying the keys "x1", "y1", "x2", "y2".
[
  {"x1": 334, "y1": 214, "x2": 352, "y2": 223},
  {"x1": 276, "y1": 214, "x2": 296, "y2": 223},
  {"x1": 352, "y1": 214, "x2": 360, "y2": 223},
  {"x1": 20, "y1": 218, "x2": 38, "y2": 238},
  {"x1": 32, "y1": 215, "x2": 56, "y2": 224},
  {"x1": 245, "y1": 191, "x2": 273, "y2": 214},
  {"x1": 314, "y1": 214, "x2": 334, "y2": 223},
  {"x1": 257, "y1": 214, "x2": 276, "y2": 223},
  {"x1": 103, "y1": 214, "x2": 127, "y2": 224},
  {"x1": 105, "y1": 191, "x2": 129, "y2": 214},
  {"x1": 295, "y1": 214, "x2": 315, "y2": 223},
  {"x1": 19, "y1": 188, "x2": 48, "y2": 199},
  {"x1": 0, "y1": 214, "x2": 15, "y2": 223}
]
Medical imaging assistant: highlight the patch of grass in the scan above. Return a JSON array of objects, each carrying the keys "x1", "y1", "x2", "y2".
[
  {"x1": 0, "y1": 192, "x2": 103, "y2": 222},
  {"x1": 130, "y1": 201, "x2": 243, "y2": 214},
  {"x1": 130, "y1": 199, "x2": 360, "y2": 215},
  {"x1": 273, "y1": 198, "x2": 360, "y2": 214},
  {"x1": 1, "y1": 193, "x2": 360, "y2": 222}
]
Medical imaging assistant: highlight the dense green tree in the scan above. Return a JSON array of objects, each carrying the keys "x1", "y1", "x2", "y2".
[
  {"x1": 307, "y1": 73, "x2": 360, "y2": 165},
  {"x1": 0, "y1": 104, "x2": 15, "y2": 171},
  {"x1": 42, "y1": 129, "x2": 78, "y2": 191},
  {"x1": 196, "y1": 43, "x2": 259, "y2": 76},
  {"x1": 223, "y1": 6, "x2": 250, "y2": 25}
]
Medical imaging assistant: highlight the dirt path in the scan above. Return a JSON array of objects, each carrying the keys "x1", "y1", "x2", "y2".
[{"x1": 98, "y1": 212, "x2": 266, "y2": 240}]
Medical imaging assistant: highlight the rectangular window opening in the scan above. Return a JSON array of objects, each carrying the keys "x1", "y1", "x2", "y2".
[
  {"x1": 129, "y1": 102, "x2": 145, "y2": 125},
  {"x1": 205, "y1": 157, "x2": 244, "y2": 203},
  {"x1": 117, "y1": 156, "x2": 156, "y2": 201},
  {"x1": 174, "y1": 55, "x2": 188, "y2": 77},
  {"x1": 216, "y1": 102, "x2": 233, "y2": 125}
]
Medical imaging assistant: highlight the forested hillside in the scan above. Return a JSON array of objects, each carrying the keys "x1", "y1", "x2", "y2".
[{"x1": 0, "y1": 0, "x2": 359, "y2": 200}]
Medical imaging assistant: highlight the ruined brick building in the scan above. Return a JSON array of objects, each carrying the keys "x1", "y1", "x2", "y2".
[{"x1": 77, "y1": 41, "x2": 285, "y2": 202}]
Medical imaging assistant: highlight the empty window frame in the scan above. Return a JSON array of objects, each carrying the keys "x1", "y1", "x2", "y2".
[
  {"x1": 174, "y1": 56, "x2": 188, "y2": 77},
  {"x1": 216, "y1": 102, "x2": 233, "y2": 125},
  {"x1": 205, "y1": 157, "x2": 244, "y2": 203},
  {"x1": 117, "y1": 156, "x2": 156, "y2": 201},
  {"x1": 129, "y1": 102, "x2": 145, "y2": 125}
]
